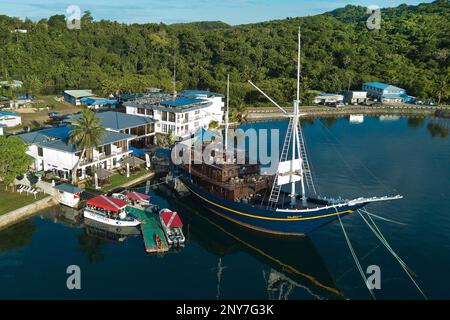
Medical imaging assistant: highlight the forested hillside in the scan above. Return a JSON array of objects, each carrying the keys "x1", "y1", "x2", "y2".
[{"x1": 0, "y1": 0, "x2": 448, "y2": 107}]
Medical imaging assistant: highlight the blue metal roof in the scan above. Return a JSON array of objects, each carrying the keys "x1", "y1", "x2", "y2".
[
  {"x1": 17, "y1": 125, "x2": 72, "y2": 144},
  {"x1": 160, "y1": 97, "x2": 207, "y2": 107},
  {"x1": 80, "y1": 97, "x2": 118, "y2": 105},
  {"x1": 364, "y1": 82, "x2": 404, "y2": 91},
  {"x1": 181, "y1": 90, "x2": 224, "y2": 98},
  {"x1": 69, "y1": 111, "x2": 155, "y2": 130},
  {"x1": 94, "y1": 111, "x2": 155, "y2": 130},
  {"x1": 0, "y1": 111, "x2": 19, "y2": 117},
  {"x1": 18, "y1": 126, "x2": 135, "y2": 153}
]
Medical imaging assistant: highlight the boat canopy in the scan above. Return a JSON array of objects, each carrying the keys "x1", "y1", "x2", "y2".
[
  {"x1": 160, "y1": 210, "x2": 183, "y2": 228},
  {"x1": 86, "y1": 195, "x2": 128, "y2": 213},
  {"x1": 126, "y1": 192, "x2": 150, "y2": 201}
]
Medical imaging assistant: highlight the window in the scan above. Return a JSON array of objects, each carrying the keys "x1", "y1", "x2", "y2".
[
  {"x1": 162, "y1": 111, "x2": 168, "y2": 121},
  {"x1": 138, "y1": 108, "x2": 145, "y2": 115},
  {"x1": 38, "y1": 147, "x2": 43, "y2": 157}
]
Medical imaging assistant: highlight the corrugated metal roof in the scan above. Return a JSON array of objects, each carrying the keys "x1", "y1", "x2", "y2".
[
  {"x1": 95, "y1": 111, "x2": 155, "y2": 130},
  {"x1": 80, "y1": 97, "x2": 118, "y2": 105},
  {"x1": 54, "y1": 183, "x2": 83, "y2": 194},
  {"x1": 181, "y1": 90, "x2": 224, "y2": 98},
  {"x1": 364, "y1": 82, "x2": 404, "y2": 91},
  {"x1": 64, "y1": 90, "x2": 94, "y2": 98},
  {"x1": 160, "y1": 97, "x2": 208, "y2": 107},
  {"x1": 18, "y1": 126, "x2": 135, "y2": 153}
]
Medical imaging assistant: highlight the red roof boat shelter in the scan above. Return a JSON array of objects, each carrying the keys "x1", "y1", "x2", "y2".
[
  {"x1": 160, "y1": 210, "x2": 183, "y2": 228},
  {"x1": 126, "y1": 192, "x2": 150, "y2": 202},
  {"x1": 86, "y1": 195, "x2": 128, "y2": 213}
]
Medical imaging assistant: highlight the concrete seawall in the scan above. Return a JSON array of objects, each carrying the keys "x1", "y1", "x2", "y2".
[
  {"x1": 245, "y1": 105, "x2": 450, "y2": 121},
  {"x1": 0, "y1": 196, "x2": 57, "y2": 230}
]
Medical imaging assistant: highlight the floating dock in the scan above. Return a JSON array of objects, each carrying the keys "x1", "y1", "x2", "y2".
[{"x1": 126, "y1": 206, "x2": 169, "y2": 253}]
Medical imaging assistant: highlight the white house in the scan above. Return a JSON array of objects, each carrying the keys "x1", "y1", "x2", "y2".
[
  {"x1": 0, "y1": 111, "x2": 22, "y2": 127},
  {"x1": 125, "y1": 90, "x2": 224, "y2": 140},
  {"x1": 343, "y1": 91, "x2": 368, "y2": 105},
  {"x1": 18, "y1": 125, "x2": 135, "y2": 181}
]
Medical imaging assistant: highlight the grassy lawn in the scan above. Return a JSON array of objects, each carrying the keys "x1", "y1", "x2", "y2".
[
  {"x1": 0, "y1": 184, "x2": 48, "y2": 216},
  {"x1": 85, "y1": 168, "x2": 151, "y2": 193}
]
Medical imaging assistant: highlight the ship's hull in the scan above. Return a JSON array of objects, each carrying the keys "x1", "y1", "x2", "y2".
[{"x1": 180, "y1": 176, "x2": 365, "y2": 236}]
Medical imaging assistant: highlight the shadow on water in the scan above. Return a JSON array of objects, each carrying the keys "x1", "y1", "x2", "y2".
[
  {"x1": 152, "y1": 185, "x2": 344, "y2": 300},
  {"x1": 427, "y1": 121, "x2": 449, "y2": 138},
  {"x1": 0, "y1": 220, "x2": 36, "y2": 252},
  {"x1": 39, "y1": 205, "x2": 141, "y2": 264}
]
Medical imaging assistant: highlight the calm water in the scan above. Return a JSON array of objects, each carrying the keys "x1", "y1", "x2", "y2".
[{"x1": 0, "y1": 116, "x2": 449, "y2": 300}]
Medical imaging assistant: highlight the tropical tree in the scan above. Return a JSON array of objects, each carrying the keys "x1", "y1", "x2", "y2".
[
  {"x1": 69, "y1": 109, "x2": 106, "y2": 183},
  {"x1": 0, "y1": 136, "x2": 32, "y2": 190}
]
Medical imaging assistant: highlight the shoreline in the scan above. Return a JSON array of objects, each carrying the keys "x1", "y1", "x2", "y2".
[
  {"x1": 0, "y1": 196, "x2": 57, "y2": 231},
  {"x1": 0, "y1": 170, "x2": 156, "y2": 231},
  {"x1": 245, "y1": 105, "x2": 450, "y2": 121}
]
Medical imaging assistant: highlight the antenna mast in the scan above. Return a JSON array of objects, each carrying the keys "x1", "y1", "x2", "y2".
[{"x1": 172, "y1": 48, "x2": 177, "y2": 99}]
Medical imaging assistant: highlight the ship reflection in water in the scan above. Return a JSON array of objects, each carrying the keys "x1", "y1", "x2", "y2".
[
  {"x1": 35, "y1": 186, "x2": 342, "y2": 300},
  {"x1": 153, "y1": 186, "x2": 343, "y2": 300}
]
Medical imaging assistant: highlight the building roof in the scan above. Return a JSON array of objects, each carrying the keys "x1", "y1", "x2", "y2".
[
  {"x1": 18, "y1": 125, "x2": 135, "y2": 153},
  {"x1": 54, "y1": 183, "x2": 83, "y2": 194},
  {"x1": 80, "y1": 97, "x2": 118, "y2": 106},
  {"x1": 181, "y1": 90, "x2": 224, "y2": 98},
  {"x1": 363, "y1": 82, "x2": 404, "y2": 91},
  {"x1": 64, "y1": 90, "x2": 94, "y2": 98},
  {"x1": 86, "y1": 195, "x2": 128, "y2": 213},
  {"x1": 18, "y1": 126, "x2": 73, "y2": 144},
  {"x1": 0, "y1": 111, "x2": 19, "y2": 117},
  {"x1": 95, "y1": 111, "x2": 155, "y2": 130},
  {"x1": 126, "y1": 192, "x2": 150, "y2": 201},
  {"x1": 160, "y1": 97, "x2": 207, "y2": 107},
  {"x1": 160, "y1": 210, "x2": 183, "y2": 228},
  {"x1": 67, "y1": 111, "x2": 155, "y2": 130}
]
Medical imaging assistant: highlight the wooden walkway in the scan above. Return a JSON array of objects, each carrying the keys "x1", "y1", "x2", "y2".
[{"x1": 126, "y1": 206, "x2": 169, "y2": 253}]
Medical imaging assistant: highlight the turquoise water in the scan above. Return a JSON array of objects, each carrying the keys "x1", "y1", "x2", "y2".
[{"x1": 0, "y1": 116, "x2": 449, "y2": 299}]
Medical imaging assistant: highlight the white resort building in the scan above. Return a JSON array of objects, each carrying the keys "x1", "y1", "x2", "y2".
[
  {"x1": 17, "y1": 111, "x2": 155, "y2": 181},
  {"x1": 125, "y1": 90, "x2": 225, "y2": 140},
  {"x1": 18, "y1": 125, "x2": 135, "y2": 181}
]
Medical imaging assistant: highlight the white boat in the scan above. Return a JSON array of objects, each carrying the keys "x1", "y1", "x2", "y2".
[
  {"x1": 84, "y1": 195, "x2": 141, "y2": 227},
  {"x1": 159, "y1": 208, "x2": 185, "y2": 245}
]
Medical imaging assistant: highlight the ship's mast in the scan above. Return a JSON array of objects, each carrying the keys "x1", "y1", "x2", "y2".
[
  {"x1": 224, "y1": 74, "x2": 230, "y2": 150},
  {"x1": 248, "y1": 27, "x2": 308, "y2": 210},
  {"x1": 296, "y1": 29, "x2": 306, "y2": 203}
]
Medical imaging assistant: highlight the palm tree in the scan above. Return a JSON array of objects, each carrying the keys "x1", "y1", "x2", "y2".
[{"x1": 69, "y1": 109, "x2": 106, "y2": 183}]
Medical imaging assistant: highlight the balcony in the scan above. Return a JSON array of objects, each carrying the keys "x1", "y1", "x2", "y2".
[{"x1": 79, "y1": 149, "x2": 131, "y2": 167}]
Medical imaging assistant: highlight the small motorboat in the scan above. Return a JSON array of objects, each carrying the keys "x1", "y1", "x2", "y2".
[{"x1": 159, "y1": 208, "x2": 185, "y2": 246}]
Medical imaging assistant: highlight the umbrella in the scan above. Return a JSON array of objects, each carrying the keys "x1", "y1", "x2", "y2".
[
  {"x1": 91, "y1": 166, "x2": 113, "y2": 180},
  {"x1": 121, "y1": 156, "x2": 146, "y2": 168}
]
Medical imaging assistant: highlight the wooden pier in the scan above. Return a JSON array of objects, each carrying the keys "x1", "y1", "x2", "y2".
[{"x1": 126, "y1": 206, "x2": 169, "y2": 253}]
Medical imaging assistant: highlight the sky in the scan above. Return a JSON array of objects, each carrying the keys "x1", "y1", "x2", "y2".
[{"x1": 0, "y1": 0, "x2": 434, "y2": 25}]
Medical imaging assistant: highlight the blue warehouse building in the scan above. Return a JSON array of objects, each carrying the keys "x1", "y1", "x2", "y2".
[{"x1": 362, "y1": 82, "x2": 416, "y2": 104}]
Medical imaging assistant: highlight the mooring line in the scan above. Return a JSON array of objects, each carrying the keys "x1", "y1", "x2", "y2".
[
  {"x1": 357, "y1": 209, "x2": 428, "y2": 299},
  {"x1": 359, "y1": 208, "x2": 407, "y2": 226},
  {"x1": 337, "y1": 210, "x2": 376, "y2": 300}
]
